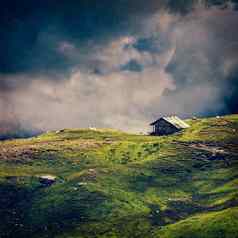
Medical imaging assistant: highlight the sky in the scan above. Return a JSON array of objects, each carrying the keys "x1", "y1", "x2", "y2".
[{"x1": 0, "y1": 0, "x2": 238, "y2": 136}]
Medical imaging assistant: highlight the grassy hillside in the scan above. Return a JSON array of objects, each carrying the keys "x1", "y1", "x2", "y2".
[{"x1": 0, "y1": 115, "x2": 238, "y2": 238}]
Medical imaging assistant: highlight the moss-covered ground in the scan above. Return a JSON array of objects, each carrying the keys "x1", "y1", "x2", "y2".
[{"x1": 0, "y1": 115, "x2": 238, "y2": 238}]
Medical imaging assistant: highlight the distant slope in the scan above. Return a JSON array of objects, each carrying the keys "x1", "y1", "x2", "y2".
[
  {"x1": 0, "y1": 115, "x2": 238, "y2": 238},
  {"x1": 155, "y1": 207, "x2": 238, "y2": 238}
]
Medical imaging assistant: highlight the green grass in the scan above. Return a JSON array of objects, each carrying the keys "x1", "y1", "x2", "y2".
[
  {"x1": 155, "y1": 207, "x2": 238, "y2": 238},
  {"x1": 0, "y1": 115, "x2": 238, "y2": 237}
]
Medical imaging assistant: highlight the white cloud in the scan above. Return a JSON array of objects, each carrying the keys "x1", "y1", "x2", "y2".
[{"x1": 1, "y1": 6, "x2": 238, "y2": 135}]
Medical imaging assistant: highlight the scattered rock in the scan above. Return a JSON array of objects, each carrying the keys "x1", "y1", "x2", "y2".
[
  {"x1": 77, "y1": 182, "x2": 87, "y2": 186},
  {"x1": 38, "y1": 175, "x2": 56, "y2": 186},
  {"x1": 88, "y1": 168, "x2": 96, "y2": 173},
  {"x1": 86, "y1": 168, "x2": 97, "y2": 179},
  {"x1": 56, "y1": 129, "x2": 65, "y2": 134}
]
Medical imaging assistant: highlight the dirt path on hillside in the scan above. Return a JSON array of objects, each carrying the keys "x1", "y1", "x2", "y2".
[{"x1": 188, "y1": 143, "x2": 228, "y2": 155}]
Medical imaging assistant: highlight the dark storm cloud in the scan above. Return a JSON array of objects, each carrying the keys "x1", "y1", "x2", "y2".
[
  {"x1": 1, "y1": 0, "x2": 236, "y2": 75},
  {"x1": 0, "y1": 0, "x2": 162, "y2": 75}
]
